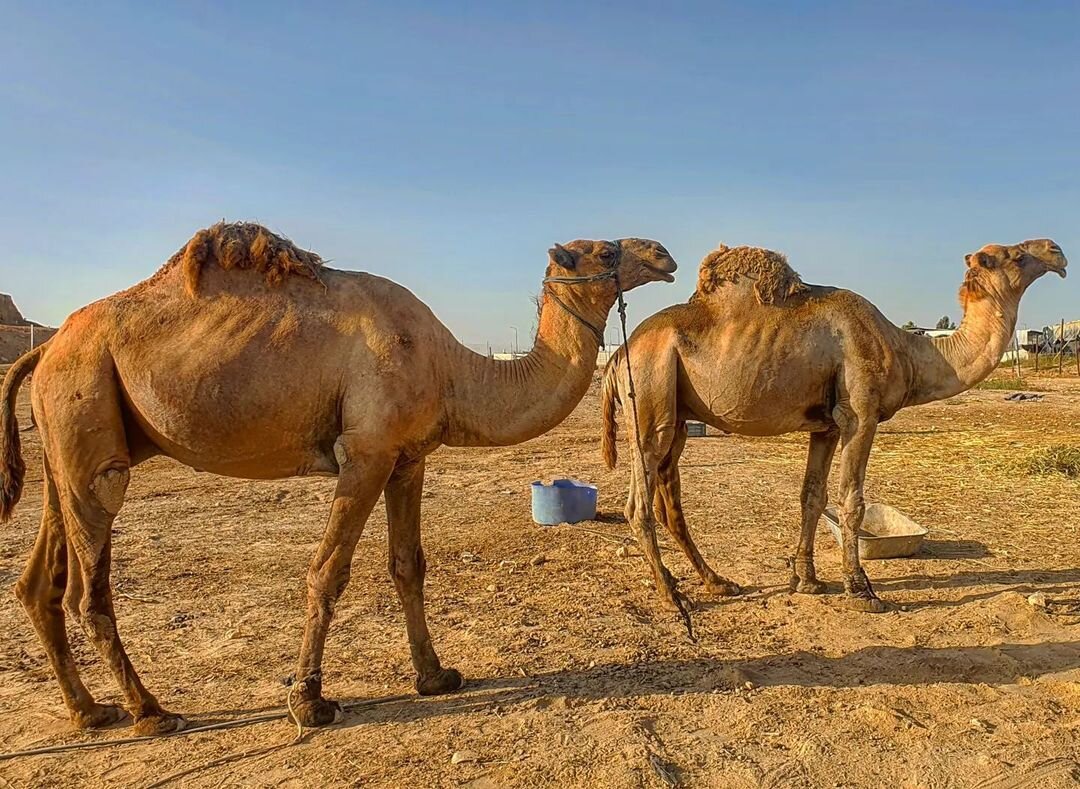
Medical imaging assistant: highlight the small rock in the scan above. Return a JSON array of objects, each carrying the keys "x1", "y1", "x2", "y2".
[
  {"x1": 460, "y1": 551, "x2": 481, "y2": 563},
  {"x1": 530, "y1": 554, "x2": 547, "y2": 567},
  {"x1": 1027, "y1": 592, "x2": 1049, "y2": 609},
  {"x1": 970, "y1": 718, "x2": 995, "y2": 733},
  {"x1": 486, "y1": 584, "x2": 498, "y2": 593},
  {"x1": 616, "y1": 544, "x2": 639, "y2": 558},
  {"x1": 451, "y1": 750, "x2": 479, "y2": 765},
  {"x1": 744, "y1": 681, "x2": 756, "y2": 691}
]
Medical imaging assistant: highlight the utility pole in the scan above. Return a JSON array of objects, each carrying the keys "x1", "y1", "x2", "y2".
[
  {"x1": 510, "y1": 326, "x2": 519, "y2": 357},
  {"x1": 1059, "y1": 318, "x2": 1066, "y2": 374},
  {"x1": 29, "y1": 324, "x2": 34, "y2": 352}
]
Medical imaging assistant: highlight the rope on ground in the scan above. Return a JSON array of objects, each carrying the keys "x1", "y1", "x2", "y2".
[{"x1": 0, "y1": 694, "x2": 414, "y2": 762}]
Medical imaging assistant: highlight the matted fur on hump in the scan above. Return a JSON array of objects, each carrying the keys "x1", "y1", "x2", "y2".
[
  {"x1": 694, "y1": 244, "x2": 807, "y2": 305},
  {"x1": 171, "y1": 222, "x2": 325, "y2": 296}
]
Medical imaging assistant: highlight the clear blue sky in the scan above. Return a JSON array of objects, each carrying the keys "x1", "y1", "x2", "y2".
[{"x1": 2, "y1": 1, "x2": 1077, "y2": 347}]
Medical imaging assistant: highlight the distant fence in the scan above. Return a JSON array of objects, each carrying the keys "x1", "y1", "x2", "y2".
[{"x1": 0, "y1": 325, "x2": 58, "y2": 364}]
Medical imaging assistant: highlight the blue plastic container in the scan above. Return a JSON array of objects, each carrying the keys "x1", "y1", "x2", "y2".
[{"x1": 530, "y1": 479, "x2": 598, "y2": 525}]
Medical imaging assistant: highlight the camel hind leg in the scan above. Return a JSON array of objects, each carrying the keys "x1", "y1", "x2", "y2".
[
  {"x1": 14, "y1": 459, "x2": 127, "y2": 729},
  {"x1": 35, "y1": 353, "x2": 183, "y2": 734},
  {"x1": 617, "y1": 349, "x2": 691, "y2": 634},
  {"x1": 653, "y1": 422, "x2": 741, "y2": 596},
  {"x1": 789, "y1": 428, "x2": 840, "y2": 595}
]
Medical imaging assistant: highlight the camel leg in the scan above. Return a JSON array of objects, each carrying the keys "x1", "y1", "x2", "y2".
[
  {"x1": 833, "y1": 410, "x2": 888, "y2": 613},
  {"x1": 656, "y1": 422, "x2": 740, "y2": 596},
  {"x1": 14, "y1": 461, "x2": 126, "y2": 730},
  {"x1": 58, "y1": 462, "x2": 186, "y2": 734},
  {"x1": 625, "y1": 424, "x2": 692, "y2": 634},
  {"x1": 289, "y1": 447, "x2": 395, "y2": 727},
  {"x1": 35, "y1": 358, "x2": 181, "y2": 734},
  {"x1": 790, "y1": 428, "x2": 840, "y2": 595},
  {"x1": 384, "y1": 458, "x2": 462, "y2": 696}
]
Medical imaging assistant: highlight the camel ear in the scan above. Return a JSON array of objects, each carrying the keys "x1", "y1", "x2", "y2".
[{"x1": 548, "y1": 243, "x2": 577, "y2": 271}]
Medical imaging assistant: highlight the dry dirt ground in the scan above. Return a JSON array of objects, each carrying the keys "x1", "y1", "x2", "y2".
[{"x1": 1, "y1": 372, "x2": 1078, "y2": 788}]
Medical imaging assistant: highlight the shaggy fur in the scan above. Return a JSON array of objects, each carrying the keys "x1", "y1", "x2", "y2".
[
  {"x1": 174, "y1": 222, "x2": 325, "y2": 297},
  {"x1": 694, "y1": 244, "x2": 807, "y2": 305}
]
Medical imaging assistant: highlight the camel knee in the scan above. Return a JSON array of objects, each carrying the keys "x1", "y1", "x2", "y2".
[
  {"x1": 839, "y1": 487, "x2": 865, "y2": 521},
  {"x1": 73, "y1": 594, "x2": 115, "y2": 641},
  {"x1": 800, "y1": 476, "x2": 828, "y2": 513},
  {"x1": 89, "y1": 467, "x2": 129, "y2": 516},
  {"x1": 388, "y1": 547, "x2": 425, "y2": 584},
  {"x1": 306, "y1": 564, "x2": 351, "y2": 621}
]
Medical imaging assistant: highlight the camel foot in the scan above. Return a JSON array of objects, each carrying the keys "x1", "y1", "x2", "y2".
[
  {"x1": 72, "y1": 702, "x2": 128, "y2": 730},
  {"x1": 705, "y1": 578, "x2": 742, "y2": 597},
  {"x1": 844, "y1": 595, "x2": 891, "y2": 614},
  {"x1": 658, "y1": 580, "x2": 695, "y2": 640},
  {"x1": 287, "y1": 697, "x2": 344, "y2": 728},
  {"x1": 789, "y1": 575, "x2": 828, "y2": 595},
  {"x1": 132, "y1": 710, "x2": 188, "y2": 735},
  {"x1": 416, "y1": 667, "x2": 464, "y2": 696}
]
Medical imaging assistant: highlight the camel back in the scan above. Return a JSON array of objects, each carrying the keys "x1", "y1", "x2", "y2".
[
  {"x1": 171, "y1": 222, "x2": 326, "y2": 297},
  {"x1": 693, "y1": 245, "x2": 807, "y2": 306}
]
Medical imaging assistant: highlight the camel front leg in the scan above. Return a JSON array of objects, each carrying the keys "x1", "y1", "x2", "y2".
[
  {"x1": 384, "y1": 458, "x2": 463, "y2": 696},
  {"x1": 290, "y1": 449, "x2": 395, "y2": 727},
  {"x1": 834, "y1": 415, "x2": 888, "y2": 613},
  {"x1": 790, "y1": 428, "x2": 840, "y2": 595}
]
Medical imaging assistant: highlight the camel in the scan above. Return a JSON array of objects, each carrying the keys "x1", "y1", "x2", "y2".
[
  {"x1": 0, "y1": 222, "x2": 677, "y2": 734},
  {"x1": 601, "y1": 239, "x2": 1067, "y2": 618}
]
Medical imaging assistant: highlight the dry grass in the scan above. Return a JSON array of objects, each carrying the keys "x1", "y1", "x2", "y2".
[
  {"x1": 974, "y1": 377, "x2": 1046, "y2": 391},
  {"x1": 1028, "y1": 444, "x2": 1080, "y2": 478}
]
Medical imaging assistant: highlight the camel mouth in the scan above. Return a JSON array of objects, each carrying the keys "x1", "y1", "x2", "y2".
[{"x1": 644, "y1": 263, "x2": 677, "y2": 283}]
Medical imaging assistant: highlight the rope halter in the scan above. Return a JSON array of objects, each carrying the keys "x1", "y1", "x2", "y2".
[{"x1": 541, "y1": 240, "x2": 622, "y2": 346}]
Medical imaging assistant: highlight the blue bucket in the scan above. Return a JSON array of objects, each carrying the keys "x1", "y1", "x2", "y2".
[{"x1": 530, "y1": 479, "x2": 598, "y2": 525}]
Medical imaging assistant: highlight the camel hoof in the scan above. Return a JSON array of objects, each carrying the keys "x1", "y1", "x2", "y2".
[
  {"x1": 416, "y1": 667, "x2": 464, "y2": 696},
  {"x1": 790, "y1": 576, "x2": 828, "y2": 595},
  {"x1": 706, "y1": 579, "x2": 743, "y2": 597},
  {"x1": 72, "y1": 702, "x2": 129, "y2": 730},
  {"x1": 845, "y1": 595, "x2": 891, "y2": 614},
  {"x1": 287, "y1": 697, "x2": 343, "y2": 728},
  {"x1": 133, "y1": 711, "x2": 187, "y2": 735}
]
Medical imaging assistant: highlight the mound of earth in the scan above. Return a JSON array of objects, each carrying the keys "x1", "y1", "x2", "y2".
[
  {"x1": 0, "y1": 293, "x2": 29, "y2": 326},
  {"x1": 0, "y1": 293, "x2": 56, "y2": 363}
]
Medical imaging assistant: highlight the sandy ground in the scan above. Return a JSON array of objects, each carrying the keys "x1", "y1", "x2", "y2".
[{"x1": 1, "y1": 372, "x2": 1078, "y2": 788}]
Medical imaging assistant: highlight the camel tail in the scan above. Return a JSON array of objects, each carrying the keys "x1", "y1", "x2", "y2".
[
  {"x1": 1, "y1": 343, "x2": 46, "y2": 521},
  {"x1": 600, "y1": 351, "x2": 623, "y2": 469}
]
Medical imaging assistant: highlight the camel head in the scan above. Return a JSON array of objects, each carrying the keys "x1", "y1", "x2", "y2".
[
  {"x1": 960, "y1": 238, "x2": 1067, "y2": 309},
  {"x1": 547, "y1": 238, "x2": 677, "y2": 292}
]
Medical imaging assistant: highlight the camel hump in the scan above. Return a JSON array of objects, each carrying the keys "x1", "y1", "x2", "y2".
[
  {"x1": 174, "y1": 222, "x2": 326, "y2": 297},
  {"x1": 693, "y1": 244, "x2": 807, "y2": 306}
]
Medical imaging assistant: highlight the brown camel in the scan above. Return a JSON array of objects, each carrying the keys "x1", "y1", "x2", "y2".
[
  {"x1": 0, "y1": 222, "x2": 676, "y2": 734},
  {"x1": 601, "y1": 239, "x2": 1067, "y2": 617}
]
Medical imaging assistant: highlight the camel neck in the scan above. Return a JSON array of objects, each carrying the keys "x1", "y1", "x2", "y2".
[
  {"x1": 442, "y1": 281, "x2": 614, "y2": 446},
  {"x1": 903, "y1": 291, "x2": 1019, "y2": 405}
]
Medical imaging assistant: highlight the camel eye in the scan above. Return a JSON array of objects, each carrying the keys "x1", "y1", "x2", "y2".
[{"x1": 599, "y1": 248, "x2": 615, "y2": 261}]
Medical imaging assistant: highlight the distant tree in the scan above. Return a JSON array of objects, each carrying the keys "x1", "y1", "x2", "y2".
[
  {"x1": 901, "y1": 320, "x2": 917, "y2": 330},
  {"x1": 935, "y1": 315, "x2": 956, "y2": 330}
]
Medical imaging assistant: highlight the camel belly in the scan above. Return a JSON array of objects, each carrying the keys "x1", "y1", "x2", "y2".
[{"x1": 114, "y1": 352, "x2": 342, "y2": 479}]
